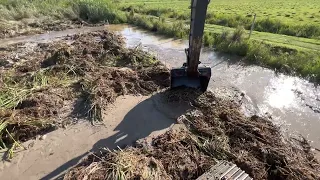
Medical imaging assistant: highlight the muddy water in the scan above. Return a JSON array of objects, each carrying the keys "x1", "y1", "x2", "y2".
[
  {"x1": 1, "y1": 25, "x2": 319, "y2": 150},
  {"x1": 0, "y1": 26, "x2": 108, "y2": 46},
  {"x1": 114, "y1": 25, "x2": 320, "y2": 150}
]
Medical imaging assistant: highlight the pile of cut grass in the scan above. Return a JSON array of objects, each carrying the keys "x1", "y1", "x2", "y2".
[
  {"x1": 64, "y1": 89, "x2": 320, "y2": 180},
  {"x1": 0, "y1": 30, "x2": 170, "y2": 159}
]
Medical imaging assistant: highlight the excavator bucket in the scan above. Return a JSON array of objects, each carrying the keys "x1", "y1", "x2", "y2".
[
  {"x1": 170, "y1": 67, "x2": 211, "y2": 92},
  {"x1": 170, "y1": 0, "x2": 211, "y2": 92}
]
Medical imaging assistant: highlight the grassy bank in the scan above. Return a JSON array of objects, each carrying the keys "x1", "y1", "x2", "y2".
[
  {"x1": 119, "y1": 0, "x2": 320, "y2": 39},
  {"x1": 203, "y1": 28, "x2": 320, "y2": 81},
  {"x1": 0, "y1": 0, "x2": 126, "y2": 24}
]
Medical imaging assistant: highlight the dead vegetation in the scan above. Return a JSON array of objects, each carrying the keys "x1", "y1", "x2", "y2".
[
  {"x1": 65, "y1": 90, "x2": 320, "y2": 180},
  {"x1": 64, "y1": 147, "x2": 171, "y2": 180},
  {"x1": 1, "y1": 25, "x2": 318, "y2": 180},
  {"x1": 0, "y1": 30, "x2": 170, "y2": 156}
]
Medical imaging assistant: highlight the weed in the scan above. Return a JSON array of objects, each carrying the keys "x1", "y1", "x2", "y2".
[
  {"x1": 127, "y1": 14, "x2": 188, "y2": 38},
  {"x1": 231, "y1": 26, "x2": 246, "y2": 42},
  {"x1": 203, "y1": 28, "x2": 320, "y2": 81},
  {"x1": 74, "y1": 0, "x2": 127, "y2": 24},
  {"x1": 0, "y1": 87, "x2": 30, "y2": 109},
  {"x1": 0, "y1": 120, "x2": 8, "y2": 149}
]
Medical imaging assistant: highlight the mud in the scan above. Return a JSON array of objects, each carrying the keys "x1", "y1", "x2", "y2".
[
  {"x1": 1, "y1": 24, "x2": 319, "y2": 179},
  {"x1": 0, "y1": 94, "x2": 181, "y2": 180},
  {"x1": 0, "y1": 29, "x2": 170, "y2": 153},
  {"x1": 65, "y1": 89, "x2": 320, "y2": 180},
  {"x1": 0, "y1": 19, "x2": 89, "y2": 39}
]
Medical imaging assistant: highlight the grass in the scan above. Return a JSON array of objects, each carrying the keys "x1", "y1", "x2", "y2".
[
  {"x1": 127, "y1": 14, "x2": 188, "y2": 38},
  {"x1": 0, "y1": 68, "x2": 77, "y2": 157},
  {"x1": 0, "y1": 0, "x2": 127, "y2": 25},
  {"x1": 0, "y1": 87, "x2": 30, "y2": 109},
  {"x1": 118, "y1": 0, "x2": 320, "y2": 39},
  {"x1": 204, "y1": 28, "x2": 320, "y2": 82}
]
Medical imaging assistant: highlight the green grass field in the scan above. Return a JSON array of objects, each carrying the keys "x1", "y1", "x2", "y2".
[
  {"x1": 119, "y1": 0, "x2": 320, "y2": 39},
  {"x1": 121, "y1": 0, "x2": 320, "y2": 24}
]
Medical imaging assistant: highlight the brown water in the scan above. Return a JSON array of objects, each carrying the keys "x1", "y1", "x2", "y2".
[
  {"x1": 0, "y1": 24, "x2": 319, "y2": 150},
  {"x1": 116, "y1": 25, "x2": 320, "y2": 150}
]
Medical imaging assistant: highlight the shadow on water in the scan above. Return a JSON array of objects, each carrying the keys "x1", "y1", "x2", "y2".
[{"x1": 41, "y1": 90, "x2": 194, "y2": 180}]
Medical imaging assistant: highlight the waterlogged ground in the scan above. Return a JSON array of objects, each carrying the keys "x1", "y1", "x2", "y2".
[
  {"x1": 0, "y1": 24, "x2": 319, "y2": 179},
  {"x1": 0, "y1": 25, "x2": 319, "y2": 150},
  {"x1": 113, "y1": 25, "x2": 320, "y2": 150}
]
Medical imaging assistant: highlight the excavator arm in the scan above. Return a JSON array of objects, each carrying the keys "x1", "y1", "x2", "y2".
[
  {"x1": 187, "y1": 0, "x2": 210, "y2": 75},
  {"x1": 171, "y1": 0, "x2": 211, "y2": 92}
]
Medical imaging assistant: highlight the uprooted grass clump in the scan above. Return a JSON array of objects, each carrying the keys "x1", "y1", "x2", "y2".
[
  {"x1": 64, "y1": 147, "x2": 171, "y2": 180},
  {"x1": 65, "y1": 90, "x2": 320, "y2": 180},
  {"x1": 0, "y1": 30, "x2": 170, "y2": 156},
  {"x1": 79, "y1": 64, "x2": 170, "y2": 122}
]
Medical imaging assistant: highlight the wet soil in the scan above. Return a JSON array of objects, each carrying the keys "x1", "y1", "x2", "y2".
[
  {"x1": 0, "y1": 24, "x2": 319, "y2": 180},
  {"x1": 0, "y1": 29, "x2": 170, "y2": 154},
  {"x1": 0, "y1": 18, "x2": 91, "y2": 39},
  {"x1": 0, "y1": 95, "x2": 181, "y2": 180},
  {"x1": 65, "y1": 89, "x2": 320, "y2": 180}
]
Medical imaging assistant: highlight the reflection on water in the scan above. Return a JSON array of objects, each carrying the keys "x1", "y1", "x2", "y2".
[
  {"x1": 266, "y1": 76, "x2": 298, "y2": 109},
  {"x1": 120, "y1": 27, "x2": 187, "y2": 50}
]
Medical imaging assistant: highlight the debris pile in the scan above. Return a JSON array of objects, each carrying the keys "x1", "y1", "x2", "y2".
[
  {"x1": 0, "y1": 30, "x2": 169, "y2": 152},
  {"x1": 64, "y1": 90, "x2": 320, "y2": 180},
  {"x1": 0, "y1": 19, "x2": 86, "y2": 39}
]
